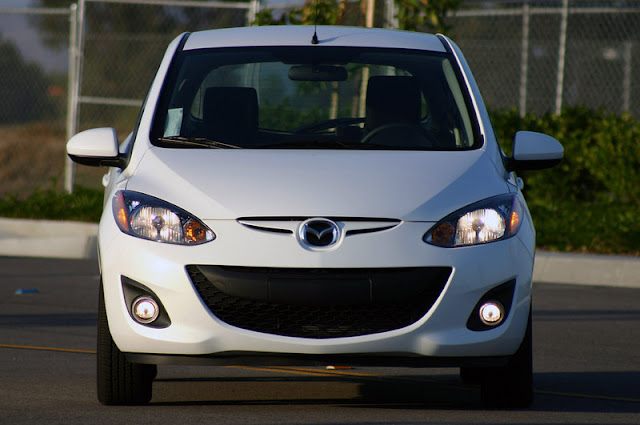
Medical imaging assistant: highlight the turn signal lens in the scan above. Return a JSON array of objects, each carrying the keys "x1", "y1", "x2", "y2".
[
  {"x1": 184, "y1": 219, "x2": 211, "y2": 244},
  {"x1": 428, "y1": 222, "x2": 455, "y2": 247},
  {"x1": 509, "y1": 210, "x2": 521, "y2": 234},
  {"x1": 113, "y1": 191, "x2": 130, "y2": 232}
]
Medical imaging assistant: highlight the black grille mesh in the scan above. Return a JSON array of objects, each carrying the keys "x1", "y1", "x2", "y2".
[{"x1": 187, "y1": 265, "x2": 450, "y2": 339}]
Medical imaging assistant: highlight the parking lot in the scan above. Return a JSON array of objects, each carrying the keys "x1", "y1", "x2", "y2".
[{"x1": 1, "y1": 257, "x2": 639, "y2": 424}]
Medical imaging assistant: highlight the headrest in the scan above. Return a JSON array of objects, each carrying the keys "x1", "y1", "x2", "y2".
[
  {"x1": 365, "y1": 76, "x2": 421, "y2": 131},
  {"x1": 203, "y1": 86, "x2": 258, "y2": 142}
]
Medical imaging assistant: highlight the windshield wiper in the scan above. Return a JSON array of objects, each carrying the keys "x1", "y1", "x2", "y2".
[
  {"x1": 257, "y1": 140, "x2": 419, "y2": 150},
  {"x1": 156, "y1": 136, "x2": 243, "y2": 149},
  {"x1": 258, "y1": 140, "x2": 356, "y2": 149}
]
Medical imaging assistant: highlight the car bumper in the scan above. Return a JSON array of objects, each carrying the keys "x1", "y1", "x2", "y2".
[{"x1": 99, "y1": 216, "x2": 534, "y2": 362}]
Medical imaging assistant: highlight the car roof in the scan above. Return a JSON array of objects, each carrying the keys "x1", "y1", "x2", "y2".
[{"x1": 183, "y1": 25, "x2": 447, "y2": 53}]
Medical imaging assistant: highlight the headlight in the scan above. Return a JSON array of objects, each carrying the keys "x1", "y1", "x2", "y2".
[
  {"x1": 424, "y1": 194, "x2": 523, "y2": 247},
  {"x1": 113, "y1": 190, "x2": 215, "y2": 245}
]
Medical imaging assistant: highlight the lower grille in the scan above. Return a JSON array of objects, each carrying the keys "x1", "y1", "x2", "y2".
[{"x1": 187, "y1": 265, "x2": 451, "y2": 339}]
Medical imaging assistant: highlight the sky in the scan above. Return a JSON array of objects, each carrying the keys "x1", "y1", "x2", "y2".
[
  {"x1": 0, "y1": 0, "x2": 35, "y2": 6},
  {"x1": 0, "y1": 0, "x2": 68, "y2": 72},
  {"x1": 0, "y1": 0, "x2": 304, "y2": 8},
  {"x1": 0, "y1": 0, "x2": 303, "y2": 73}
]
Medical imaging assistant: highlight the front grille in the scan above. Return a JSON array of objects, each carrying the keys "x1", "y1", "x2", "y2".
[{"x1": 187, "y1": 265, "x2": 451, "y2": 339}]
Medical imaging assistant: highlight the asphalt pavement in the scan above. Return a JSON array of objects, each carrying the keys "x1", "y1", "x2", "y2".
[{"x1": 1, "y1": 257, "x2": 638, "y2": 424}]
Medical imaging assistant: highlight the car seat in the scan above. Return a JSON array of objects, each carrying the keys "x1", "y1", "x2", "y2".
[
  {"x1": 363, "y1": 76, "x2": 430, "y2": 147},
  {"x1": 202, "y1": 86, "x2": 259, "y2": 144}
]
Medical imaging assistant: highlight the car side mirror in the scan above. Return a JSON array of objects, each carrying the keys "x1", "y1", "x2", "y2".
[
  {"x1": 505, "y1": 131, "x2": 564, "y2": 172},
  {"x1": 66, "y1": 127, "x2": 127, "y2": 168}
]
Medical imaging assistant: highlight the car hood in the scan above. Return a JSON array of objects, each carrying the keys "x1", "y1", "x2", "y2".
[{"x1": 126, "y1": 148, "x2": 509, "y2": 221}]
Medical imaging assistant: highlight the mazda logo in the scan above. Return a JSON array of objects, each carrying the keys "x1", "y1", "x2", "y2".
[{"x1": 298, "y1": 218, "x2": 340, "y2": 248}]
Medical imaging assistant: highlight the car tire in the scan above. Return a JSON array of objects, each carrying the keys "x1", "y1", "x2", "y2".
[
  {"x1": 478, "y1": 305, "x2": 533, "y2": 408},
  {"x1": 97, "y1": 282, "x2": 156, "y2": 405}
]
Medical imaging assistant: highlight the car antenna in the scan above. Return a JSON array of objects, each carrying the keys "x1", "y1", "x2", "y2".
[{"x1": 311, "y1": 0, "x2": 319, "y2": 44}]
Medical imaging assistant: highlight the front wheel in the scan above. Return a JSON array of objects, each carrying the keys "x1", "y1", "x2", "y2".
[
  {"x1": 478, "y1": 307, "x2": 533, "y2": 408},
  {"x1": 97, "y1": 282, "x2": 156, "y2": 405}
]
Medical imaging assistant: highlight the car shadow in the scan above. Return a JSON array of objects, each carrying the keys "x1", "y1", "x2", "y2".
[{"x1": 150, "y1": 370, "x2": 640, "y2": 412}]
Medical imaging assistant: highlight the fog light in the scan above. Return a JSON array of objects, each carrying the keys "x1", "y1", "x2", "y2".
[
  {"x1": 479, "y1": 301, "x2": 504, "y2": 326},
  {"x1": 132, "y1": 296, "x2": 159, "y2": 324}
]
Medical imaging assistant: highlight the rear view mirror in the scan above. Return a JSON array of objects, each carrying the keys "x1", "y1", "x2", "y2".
[
  {"x1": 506, "y1": 131, "x2": 564, "y2": 171},
  {"x1": 67, "y1": 127, "x2": 126, "y2": 168},
  {"x1": 288, "y1": 65, "x2": 348, "y2": 81}
]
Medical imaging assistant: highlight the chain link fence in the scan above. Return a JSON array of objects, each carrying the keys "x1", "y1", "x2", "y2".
[
  {"x1": 1, "y1": 0, "x2": 639, "y2": 196},
  {"x1": 68, "y1": 0, "x2": 258, "y2": 190},
  {"x1": 0, "y1": 5, "x2": 72, "y2": 196},
  {"x1": 74, "y1": 0, "x2": 258, "y2": 129},
  {"x1": 448, "y1": 1, "x2": 640, "y2": 117}
]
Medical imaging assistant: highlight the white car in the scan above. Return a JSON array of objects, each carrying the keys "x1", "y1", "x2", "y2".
[{"x1": 67, "y1": 25, "x2": 563, "y2": 407}]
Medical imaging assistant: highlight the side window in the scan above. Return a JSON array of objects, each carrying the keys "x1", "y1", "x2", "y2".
[
  {"x1": 190, "y1": 86, "x2": 204, "y2": 120},
  {"x1": 441, "y1": 59, "x2": 474, "y2": 148}
]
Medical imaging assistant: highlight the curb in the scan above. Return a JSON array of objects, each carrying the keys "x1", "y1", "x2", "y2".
[
  {"x1": 533, "y1": 250, "x2": 640, "y2": 289},
  {"x1": 0, "y1": 218, "x2": 98, "y2": 260},
  {"x1": 0, "y1": 218, "x2": 638, "y2": 289}
]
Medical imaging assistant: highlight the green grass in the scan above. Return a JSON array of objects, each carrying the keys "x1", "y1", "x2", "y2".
[{"x1": 0, "y1": 186, "x2": 103, "y2": 223}]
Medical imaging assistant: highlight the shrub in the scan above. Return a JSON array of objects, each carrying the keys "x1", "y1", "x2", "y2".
[
  {"x1": 492, "y1": 106, "x2": 640, "y2": 255},
  {"x1": 0, "y1": 186, "x2": 103, "y2": 223}
]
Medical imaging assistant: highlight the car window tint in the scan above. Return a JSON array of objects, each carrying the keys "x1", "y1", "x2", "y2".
[{"x1": 152, "y1": 47, "x2": 479, "y2": 151}]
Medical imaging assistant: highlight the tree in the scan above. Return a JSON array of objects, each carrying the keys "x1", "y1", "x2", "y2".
[
  {"x1": 0, "y1": 38, "x2": 55, "y2": 123},
  {"x1": 396, "y1": 0, "x2": 460, "y2": 33},
  {"x1": 253, "y1": 0, "x2": 459, "y2": 32},
  {"x1": 253, "y1": 0, "x2": 359, "y2": 26}
]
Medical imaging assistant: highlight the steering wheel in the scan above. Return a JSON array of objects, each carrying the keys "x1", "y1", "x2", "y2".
[
  {"x1": 293, "y1": 117, "x2": 365, "y2": 134},
  {"x1": 361, "y1": 123, "x2": 436, "y2": 147}
]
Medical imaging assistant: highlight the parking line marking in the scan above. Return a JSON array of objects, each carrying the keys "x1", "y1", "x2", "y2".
[
  {"x1": 535, "y1": 389, "x2": 640, "y2": 404},
  {"x1": 228, "y1": 365, "x2": 465, "y2": 388},
  {"x1": 271, "y1": 366, "x2": 379, "y2": 377},
  {"x1": 0, "y1": 343, "x2": 96, "y2": 354},
  {"x1": 226, "y1": 365, "x2": 335, "y2": 377}
]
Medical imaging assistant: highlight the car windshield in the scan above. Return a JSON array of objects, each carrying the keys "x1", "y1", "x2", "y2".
[{"x1": 151, "y1": 46, "x2": 479, "y2": 150}]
